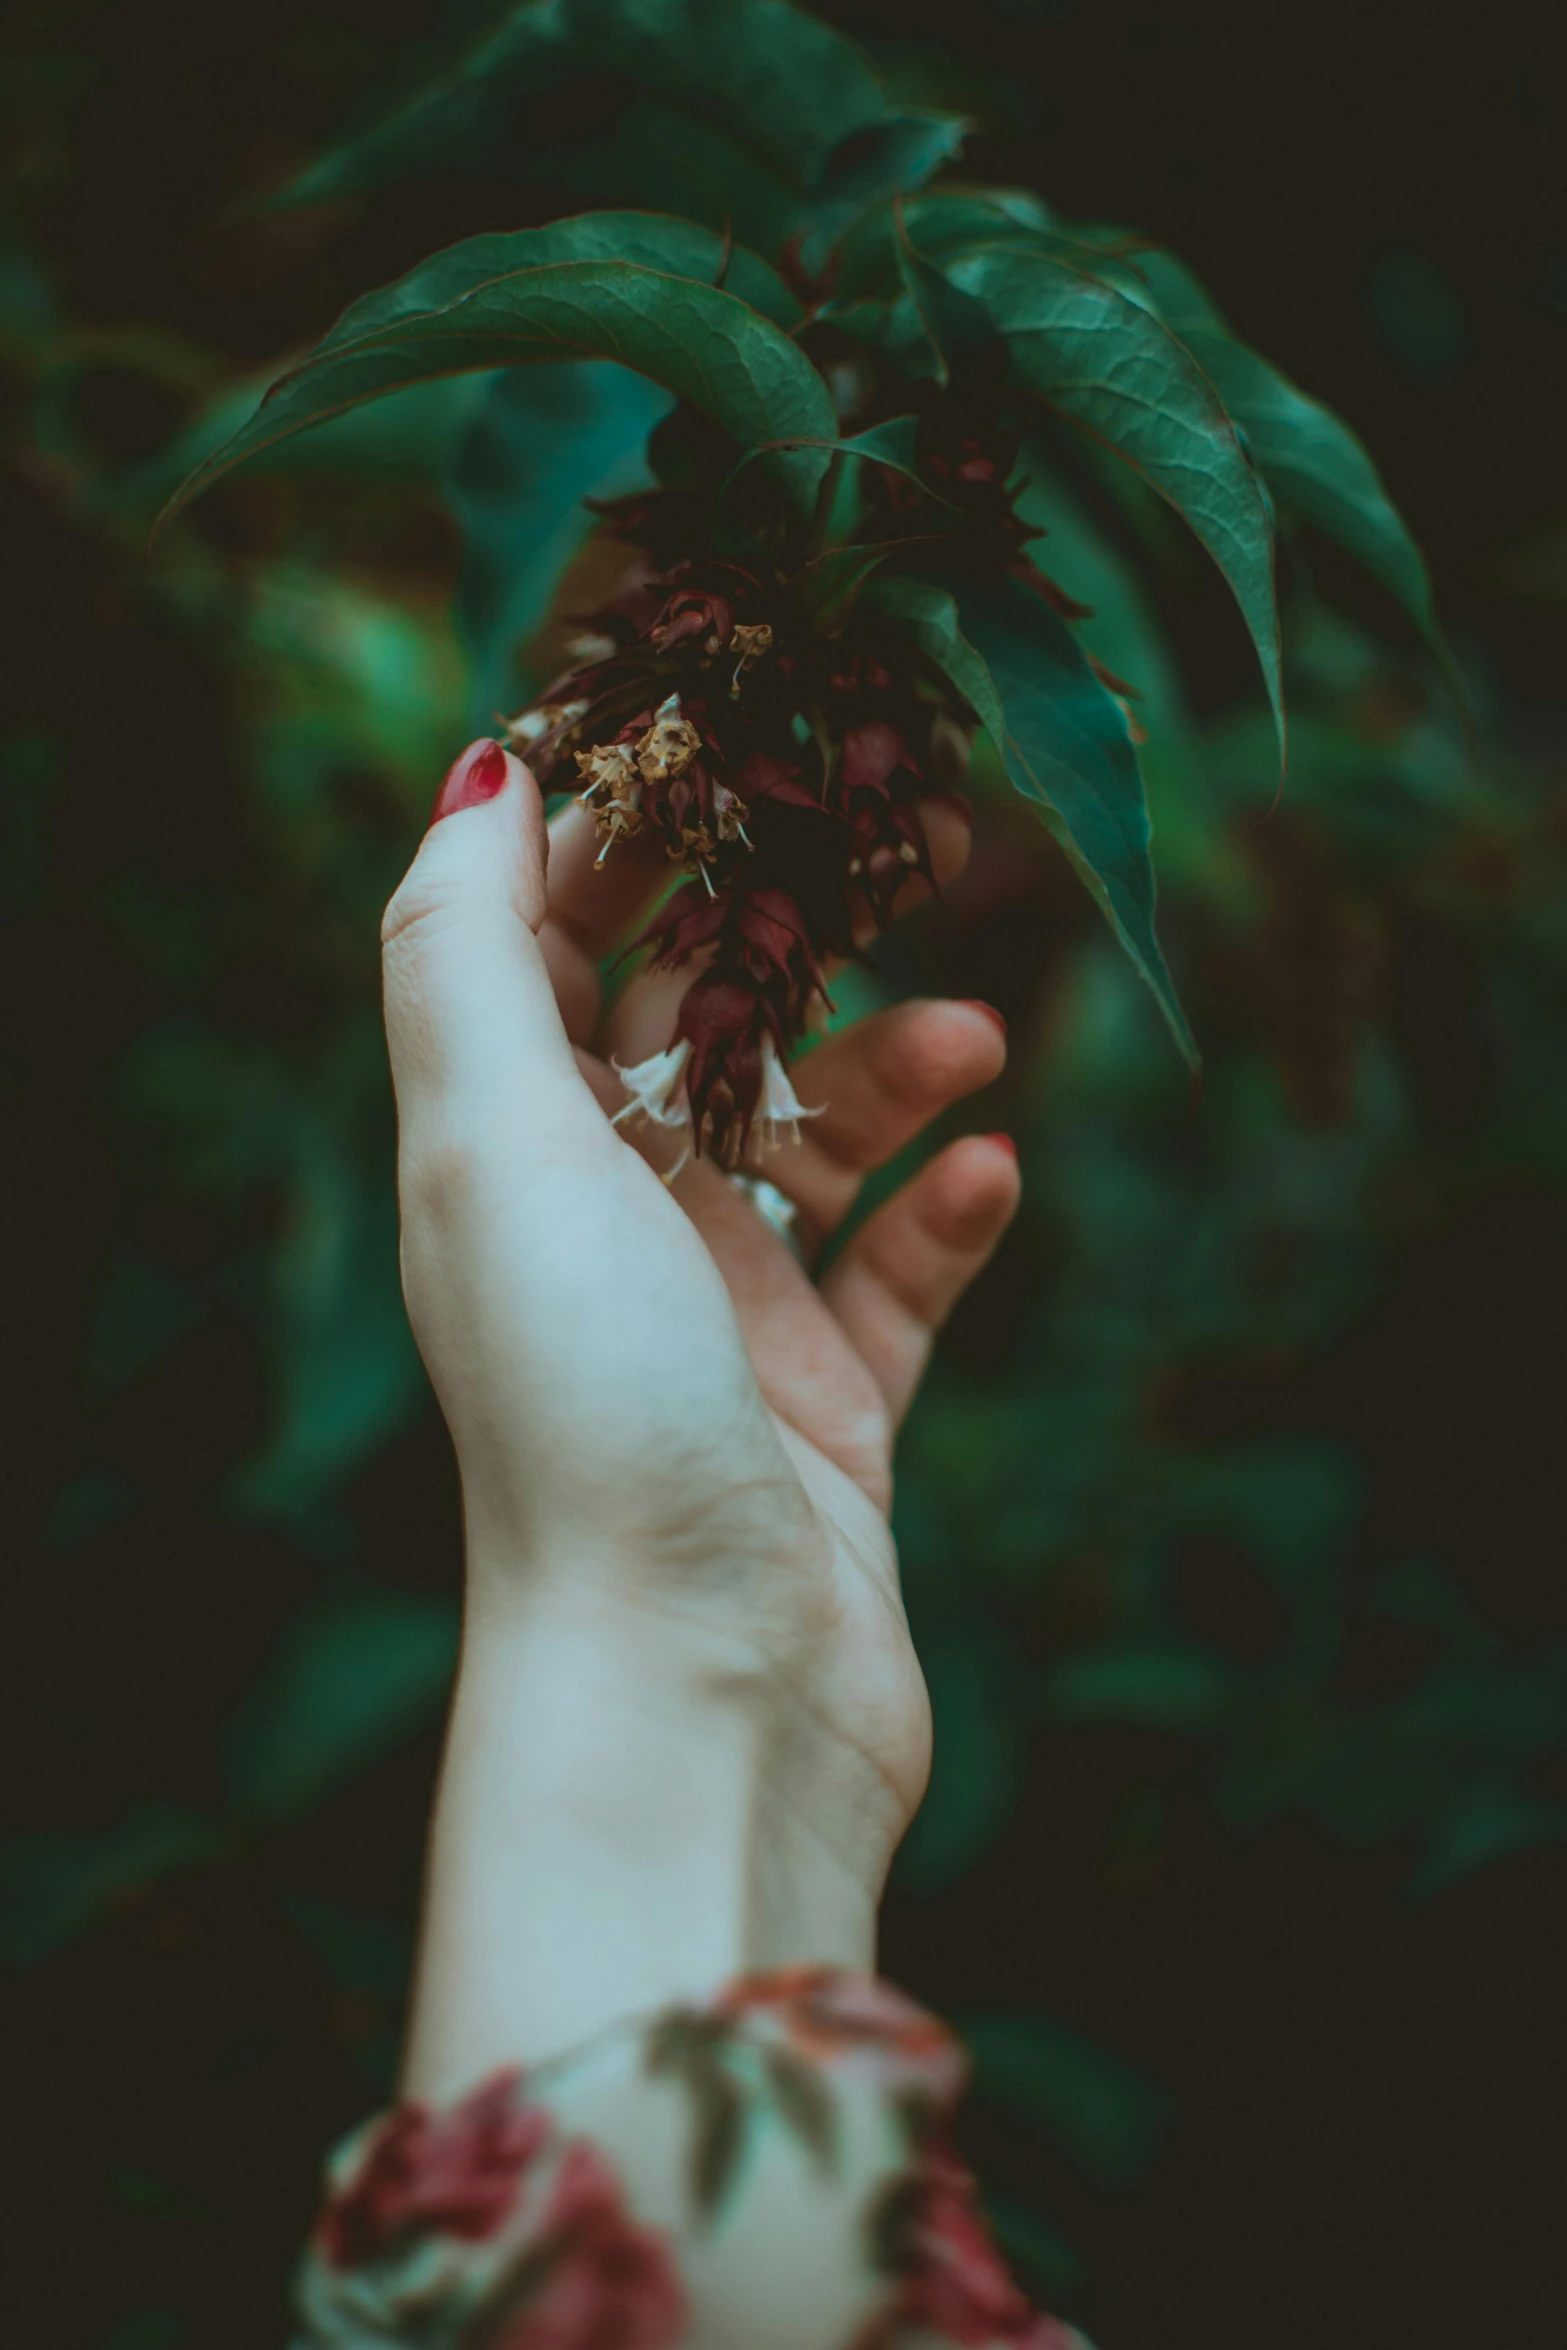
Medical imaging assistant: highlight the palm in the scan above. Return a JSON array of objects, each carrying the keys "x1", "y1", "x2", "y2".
[{"x1": 532, "y1": 798, "x2": 1017, "y2": 1847}]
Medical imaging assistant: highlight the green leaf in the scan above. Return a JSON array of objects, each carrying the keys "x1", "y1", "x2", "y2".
[
  {"x1": 0, "y1": 1807, "x2": 222, "y2": 1969},
  {"x1": 895, "y1": 215, "x2": 1003, "y2": 388},
  {"x1": 1071, "y1": 240, "x2": 1460, "y2": 699},
  {"x1": 1408, "y1": 1787, "x2": 1565, "y2": 1902},
  {"x1": 1046, "y1": 1644, "x2": 1234, "y2": 1728},
  {"x1": 790, "y1": 542, "x2": 901, "y2": 631},
  {"x1": 884, "y1": 574, "x2": 1197, "y2": 1069},
  {"x1": 960, "y1": 2012, "x2": 1172, "y2": 2186},
  {"x1": 448, "y1": 360, "x2": 672, "y2": 724},
  {"x1": 832, "y1": 188, "x2": 1078, "y2": 301},
  {"x1": 226, "y1": 1588, "x2": 458, "y2": 1820},
  {"x1": 863, "y1": 573, "x2": 1007, "y2": 742},
  {"x1": 800, "y1": 114, "x2": 970, "y2": 269},
  {"x1": 159, "y1": 250, "x2": 835, "y2": 531},
  {"x1": 724, "y1": 417, "x2": 952, "y2": 516},
  {"x1": 277, "y1": 0, "x2": 914, "y2": 254},
  {"x1": 947, "y1": 244, "x2": 1284, "y2": 768},
  {"x1": 235, "y1": 1098, "x2": 426, "y2": 1521},
  {"x1": 306, "y1": 212, "x2": 802, "y2": 349}
]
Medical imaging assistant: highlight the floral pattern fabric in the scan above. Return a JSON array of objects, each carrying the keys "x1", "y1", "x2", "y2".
[{"x1": 293, "y1": 1969, "x2": 1089, "y2": 2350}]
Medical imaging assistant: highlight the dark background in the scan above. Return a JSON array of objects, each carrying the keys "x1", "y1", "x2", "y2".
[{"x1": 3, "y1": 4, "x2": 1563, "y2": 2347}]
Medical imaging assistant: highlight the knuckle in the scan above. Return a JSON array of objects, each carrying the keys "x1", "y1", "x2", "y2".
[{"x1": 381, "y1": 867, "x2": 458, "y2": 951}]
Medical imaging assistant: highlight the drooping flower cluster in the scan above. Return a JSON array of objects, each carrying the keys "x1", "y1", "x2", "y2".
[{"x1": 504, "y1": 500, "x2": 970, "y2": 1167}]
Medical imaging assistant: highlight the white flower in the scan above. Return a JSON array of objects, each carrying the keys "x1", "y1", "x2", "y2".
[
  {"x1": 610, "y1": 1039, "x2": 694, "y2": 1181},
  {"x1": 755, "y1": 1037, "x2": 824, "y2": 1153},
  {"x1": 610, "y1": 1039, "x2": 693, "y2": 1134}
]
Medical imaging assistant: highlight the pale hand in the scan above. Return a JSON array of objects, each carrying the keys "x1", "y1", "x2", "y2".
[{"x1": 381, "y1": 746, "x2": 1018, "y2": 2093}]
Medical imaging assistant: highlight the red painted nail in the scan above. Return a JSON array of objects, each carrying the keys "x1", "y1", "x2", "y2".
[
  {"x1": 430, "y1": 739, "x2": 508, "y2": 827},
  {"x1": 958, "y1": 998, "x2": 1007, "y2": 1038},
  {"x1": 984, "y1": 1131, "x2": 1018, "y2": 1158}
]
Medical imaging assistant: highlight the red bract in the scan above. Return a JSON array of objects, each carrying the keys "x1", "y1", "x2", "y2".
[
  {"x1": 739, "y1": 750, "x2": 820, "y2": 811},
  {"x1": 647, "y1": 588, "x2": 734, "y2": 654},
  {"x1": 494, "y1": 2143, "x2": 686, "y2": 2350},
  {"x1": 840, "y1": 718, "x2": 913, "y2": 797},
  {"x1": 676, "y1": 972, "x2": 775, "y2": 1163},
  {"x1": 320, "y1": 2070, "x2": 546, "y2": 2267}
]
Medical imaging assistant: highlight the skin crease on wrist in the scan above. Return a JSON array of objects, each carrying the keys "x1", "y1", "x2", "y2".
[{"x1": 386, "y1": 743, "x2": 1020, "y2": 2096}]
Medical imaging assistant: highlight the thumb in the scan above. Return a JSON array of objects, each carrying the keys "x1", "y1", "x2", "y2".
[{"x1": 382, "y1": 740, "x2": 592, "y2": 1168}]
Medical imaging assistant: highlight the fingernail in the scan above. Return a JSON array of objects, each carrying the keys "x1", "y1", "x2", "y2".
[
  {"x1": 958, "y1": 998, "x2": 1007, "y2": 1038},
  {"x1": 430, "y1": 739, "x2": 508, "y2": 827},
  {"x1": 984, "y1": 1131, "x2": 1017, "y2": 1158}
]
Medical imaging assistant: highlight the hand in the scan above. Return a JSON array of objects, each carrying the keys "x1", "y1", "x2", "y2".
[{"x1": 383, "y1": 742, "x2": 1018, "y2": 2087}]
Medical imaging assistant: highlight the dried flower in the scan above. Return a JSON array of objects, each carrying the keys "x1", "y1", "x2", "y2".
[
  {"x1": 635, "y1": 693, "x2": 702, "y2": 785},
  {"x1": 728, "y1": 620, "x2": 773, "y2": 692},
  {"x1": 592, "y1": 796, "x2": 645, "y2": 865},
  {"x1": 712, "y1": 784, "x2": 752, "y2": 846},
  {"x1": 574, "y1": 741, "x2": 640, "y2": 802},
  {"x1": 503, "y1": 697, "x2": 590, "y2": 752}
]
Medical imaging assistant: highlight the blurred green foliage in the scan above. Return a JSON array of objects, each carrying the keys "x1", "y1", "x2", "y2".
[{"x1": 3, "y1": 5, "x2": 1564, "y2": 2349}]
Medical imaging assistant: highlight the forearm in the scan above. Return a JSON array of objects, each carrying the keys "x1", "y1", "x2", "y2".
[{"x1": 400, "y1": 1575, "x2": 881, "y2": 2100}]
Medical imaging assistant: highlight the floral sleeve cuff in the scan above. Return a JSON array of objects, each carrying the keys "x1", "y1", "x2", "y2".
[{"x1": 292, "y1": 1968, "x2": 1090, "y2": 2350}]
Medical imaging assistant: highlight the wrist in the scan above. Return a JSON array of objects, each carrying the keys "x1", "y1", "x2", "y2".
[{"x1": 401, "y1": 1577, "x2": 884, "y2": 2099}]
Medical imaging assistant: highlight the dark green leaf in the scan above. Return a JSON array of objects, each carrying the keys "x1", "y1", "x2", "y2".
[
  {"x1": 947, "y1": 245, "x2": 1284, "y2": 768},
  {"x1": 961, "y1": 2012, "x2": 1172, "y2": 2186},
  {"x1": 0, "y1": 1807, "x2": 222, "y2": 1969},
  {"x1": 895, "y1": 215, "x2": 1004, "y2": 387},
  {"x1": 724, "y1": 417, "x2": 952, "y2": 514},
  {"x1": 307, "y1": 213, "x2": 801, "y2": 351},
  {"x1": 448, "y1": 361, "x2": 671, "y2": 724},
  {"x1": 1071, "y1": 240, "x2": 1460, "y2": 698},
  {"x1": 226, "y1": 1588, "x2": 458, "y2": 1820},
  {"x1": 235, "y1": 1101, "x2": 426, "y2": 1520},
  {"x1": 159, "y1": 256, "x2": 835, "y2": 530},
  {"x1": 762, "y1": 2046, "x2": 840, "y2": 2174},
  {"x1": 832, "y1": 187, "x2": 1072, "y2": 301},
  {"x1": 800, "y1": 114, "x2": 969, "y2": 269},
  {"x1": 278, "y1": 0, "x2": 901, "y2": 253},
  {"x1": 862, "y1": 573, "x2": 1007, "y2": 742},
  {"x1": 905, "y1": 575, "x2": 1197, "y2": 1068},
  {"x1": 1046, "y1": 1645, "x2": 1233, "y2": 1728},
  {"x1": 1408, "y1": 1788, "x2": 1565, "y2": 1902},
  {"x1": 115, "y1": 374, "x2": 489, "y2": 524},
  {"x1": 790, "y1": 542, "x2": 902, "y2": 630}
]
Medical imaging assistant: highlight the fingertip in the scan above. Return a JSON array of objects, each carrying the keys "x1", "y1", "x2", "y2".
[
  {"x1": 924, "y1": 1130, "x2": 1023, "y2": 1245},
  {"x1": 385, "y1": 744, "x2": 549, "y2": 949}
]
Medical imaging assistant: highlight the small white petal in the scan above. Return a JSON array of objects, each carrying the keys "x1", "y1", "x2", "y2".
[
  {"x1": 609, "y1": 1039, "x2": 693, "y2": 1133},
  {"x1": 756, "y1": 1037, "x2": 825, "y2": 1153}
]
